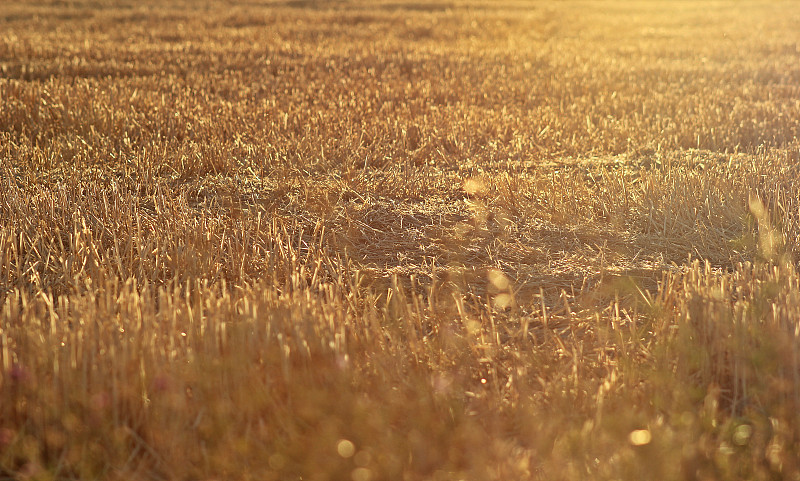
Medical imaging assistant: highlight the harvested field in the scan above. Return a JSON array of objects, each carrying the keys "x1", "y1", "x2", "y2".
[{"x1": 2, "y1": 0, "x2": 800, "y2": 479}]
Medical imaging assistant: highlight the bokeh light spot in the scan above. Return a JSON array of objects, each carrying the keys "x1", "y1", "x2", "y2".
[
  {"x1": 337, "y1": 439, "x2": 356, "y2": 458},
  {"x1": 629, "y1": 429, "x2": 651, "y2": 446}
]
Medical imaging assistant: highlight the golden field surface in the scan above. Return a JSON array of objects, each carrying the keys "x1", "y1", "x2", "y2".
[{"x1": 2, "y1": 0, "x2": 800, "y2": 479}]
